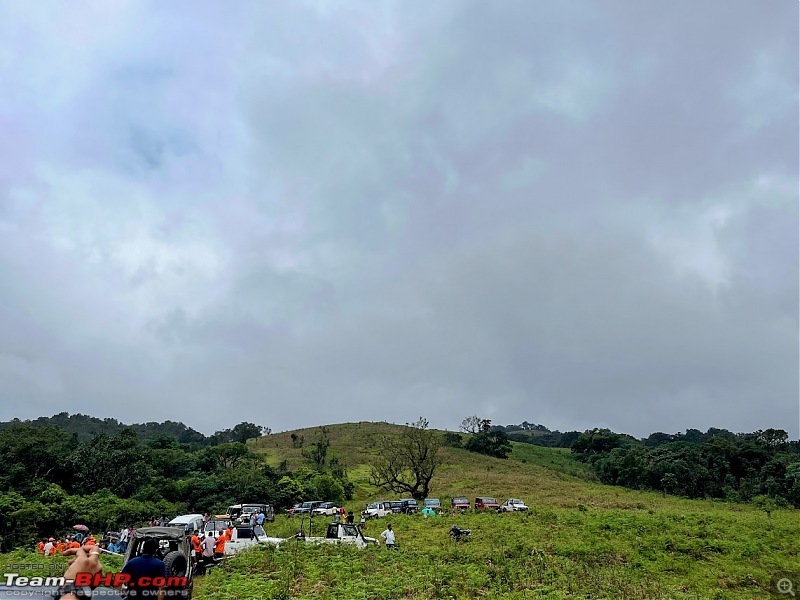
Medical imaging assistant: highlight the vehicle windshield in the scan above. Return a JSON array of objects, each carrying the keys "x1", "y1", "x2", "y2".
[
  {"x1": 424, "y1": 499, "x2": 440, "y2": 506},
  {"x1": 341, "y1": 524, "x2": 360, "y2": 537},
  {"x1": 483, "y1": 498, "x2": 497, "y2": 503},
  {"x1": 204, "y1": 519, "x2": 231, "y2": 532},
  {"x1": 319, "y1": 502, "x2": 334, "y2": 508},
  {"x1": 241, "y1": 505, "x2": 263, "y2": 514},
  {"x1": 453, "y1": 497, "x2": 468, "y2": 503}
]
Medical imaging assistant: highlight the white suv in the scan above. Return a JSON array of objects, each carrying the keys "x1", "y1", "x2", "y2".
[
  {"x1": 361, "y1": 501, "x2": 392, "y2": 519},
  {"x1": 499, "y1": 499, "x2": 529, "y2": 512}
]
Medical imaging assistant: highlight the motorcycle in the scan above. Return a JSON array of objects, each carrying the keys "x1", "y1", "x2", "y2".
[{"x1": 449, "y1": 525, "x2": 471, "y2": 542}]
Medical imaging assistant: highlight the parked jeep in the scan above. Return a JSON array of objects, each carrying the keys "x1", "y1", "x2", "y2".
[
  {"x1": 361, "y1": 501, "x2": 392, "y2": 519},
  {"x1": 423, "y1": 498, "x2": 441, "y2": 511},
  {"x1": 397, "y1": 499, "x2": 419, "y2": 514},
  {"x1": 222, "y1": 524, "x2": 285, "y2": 555},
  {"x1": 123, "y1": 527, "x2": 193, "y2": 598},
  {"x1": 474, "y1": 497, "x2": 500, "y2": 511},
  {"x1": 300, "y1": 521, "x2": 379, "y2": 549},
  {"x1": 312, "y1": 502, "x2": 340, "y2": 517},
  {"x1": 451, "y1": 497, "x2": 470, "y2": 511},
  {"x1": 292, "y1": 500, "x2": 324, "y2": 515},
  {"x1": 499, "y1": 498, "x2": 529, "y2": 512},
  {"x1": 229, "y1": 503, "x2": 275, "y2": 523}
]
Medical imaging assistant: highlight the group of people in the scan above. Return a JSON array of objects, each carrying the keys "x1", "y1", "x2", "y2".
[
  {"x1": 190, "y1": 525, "x2": 231, "y2": 565},
  {"x1": 38, "y1": 528, "x2": 135, "y2": 557},
  {"x1": 246, "y1": 509, "x2": 269, "y2": 528},
  {"x1": 37, "y1": 536, "x2": 83, "y2": 556}
]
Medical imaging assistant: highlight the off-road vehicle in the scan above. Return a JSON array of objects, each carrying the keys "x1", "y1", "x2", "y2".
[{"x1": 123, "y1": 527, "x2": 193, "y2": 598}]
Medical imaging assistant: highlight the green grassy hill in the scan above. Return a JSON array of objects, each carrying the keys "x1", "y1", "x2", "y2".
[{"x1": 195, "y1": 422, "x2": 800, "y2": 599}]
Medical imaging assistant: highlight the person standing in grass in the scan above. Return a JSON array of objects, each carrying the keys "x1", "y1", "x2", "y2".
[{"x1": 380, "y1": 524, "x2": 396, "y2": 550}]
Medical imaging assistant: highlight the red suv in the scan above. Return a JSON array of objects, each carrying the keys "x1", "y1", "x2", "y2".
[
  {"x1": 475, "y1": 497, "x2": 499, "y2": 511},
  {"x1": 451, "y1": 497, "x2": 470, "y2": 511}
]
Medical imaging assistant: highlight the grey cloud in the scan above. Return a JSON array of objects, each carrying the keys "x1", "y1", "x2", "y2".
[{"x1": 0, "y1": 0, "x2": 796, "y2": 437}]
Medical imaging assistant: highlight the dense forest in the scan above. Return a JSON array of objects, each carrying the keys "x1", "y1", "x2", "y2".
[
  {"x1": 0, "y1": 415, "x2": 350, "y2": 551},
  {"x1": 569, "y1": 427, "x2": 800, "y2": 507},
  {"x1": 491, "y1": 422, "x2": 582, "y2": 448},
  {"x1": 493, "y1": 421, "x2": 800, "y2": 507},
  {"x1": 0, "y1": 412, "x2": 269, "y2": 445}
]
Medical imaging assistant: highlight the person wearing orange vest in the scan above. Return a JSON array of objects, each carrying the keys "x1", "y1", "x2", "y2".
[
  {"x1": 190, "y1": 530, "x2": 202, "y2": 566},
  {"x1": 37, "y1": 540, "x2": 45, "y2": 555},
  {"x1": 68, "y1": 539, "x2": 81, "y2": 549},
  {"x1": 84, "y1": 535, "x2": 96, "y2": 547},
  {"x1": 214, "y1": 531, "x2": 227, "y2": 558},
  {"x1": 56, "y1": 540, "x2": 67, "y2": 554}
]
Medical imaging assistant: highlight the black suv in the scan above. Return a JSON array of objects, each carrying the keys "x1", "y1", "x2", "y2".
[
  {"x1": 390, "y1": 499, "x2": 418, "y2": 514},
  {"x1": 293, "y1": 500, "x2": 324, "y2": 515}
]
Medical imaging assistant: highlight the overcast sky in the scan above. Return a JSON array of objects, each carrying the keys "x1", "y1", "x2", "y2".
[{"x1": 0, "y1": 0, "x2": 797, "y2": 438}]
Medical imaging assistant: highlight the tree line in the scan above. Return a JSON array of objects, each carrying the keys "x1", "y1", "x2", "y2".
[
  {"x1": 570, "y1": 427, "x2": 800, "y2": 507},
  {"x1": 0, "y1": 412, "x2": 269, "y2": 445},
  {"x1": 0, "y1": 421, "x2": 351, "y2": 551}
]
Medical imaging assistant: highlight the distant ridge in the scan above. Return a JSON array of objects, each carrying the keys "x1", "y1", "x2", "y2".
[{"x1": 0, "y1": 411, "x2": 209, "y2": 444}]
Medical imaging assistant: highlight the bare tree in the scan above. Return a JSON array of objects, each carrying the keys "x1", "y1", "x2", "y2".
[
  {"x1": 369, "y1": 417, "x2": 442, "y2": 500},
  {"x1": 460, "y1": 415, "x2": 492, "y2": 434}
]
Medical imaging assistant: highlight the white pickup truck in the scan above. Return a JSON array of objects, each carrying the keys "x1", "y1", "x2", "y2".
[
  {"x1": 202, "y1": 525, "x2": 285, "y2": 556},
  {"x1": 361, "y1": 501, "x2": 393, "y2": 520},
  {"x1": 210, "y1": 522, "x2": 377, "y2": 555},
  {"x1": 301, "y1": 522, "x2": 379, "y2": 549}
]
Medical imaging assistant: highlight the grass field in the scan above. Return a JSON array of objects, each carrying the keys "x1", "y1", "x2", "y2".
[
  {"x1": 213, "y1": 423, "x2": 800, "y2": 598},
  {"x1": 3, "y1": 423, "x2": 797, "y2": 598}
]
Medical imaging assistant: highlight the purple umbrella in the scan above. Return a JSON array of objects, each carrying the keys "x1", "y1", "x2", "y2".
[{"x1": 72, "y1": 524, "x2": 89, "y2": 532}]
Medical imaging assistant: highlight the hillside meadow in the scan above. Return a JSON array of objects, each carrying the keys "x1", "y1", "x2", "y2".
[
  {"x1": 195, "y1": 423, "x2": 799, "y2": 598},
  {"x1": 1, "y1": 422, "x2": 796, "y2": 598}
]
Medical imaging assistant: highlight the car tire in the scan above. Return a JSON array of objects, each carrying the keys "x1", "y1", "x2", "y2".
[{"x1": 164, "y1": 550, "x2": 190, "y2": 579}]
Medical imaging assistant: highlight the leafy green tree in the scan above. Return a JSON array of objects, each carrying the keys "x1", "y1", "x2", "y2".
[
  {"x1": 313, "y1": 474, "x2": 345, "y2": 504},
  {"x1": 201, "y1": 442, "x2": 257, "y2": 471},
  {"x1": 443, "y1": 432, "x2": 463, "y2": 447},
  {"x1": 149, "y1": 447, "x2": 199, "y2": 478},
  {"x1": 0, "y1": 424, "x2": 76, "y2": 494},
  {"x1": 571, "y1": 429, "x2": 633, "y2": 458},
  {"x1": 66, "y1": 429, "x2": 153, "y2": 497},
  {"x1": 302, "y1": 427, "x2": 331, "y2": 468},
  {"x1": 220, "y1": 466, "x2": 278, "y2": 506},
  {"x1": 210, "y1": 422, "x2": 270, "y2": 445},
  {"x1": 465, "y1": 431, "x2": 513, "y2": 459}
]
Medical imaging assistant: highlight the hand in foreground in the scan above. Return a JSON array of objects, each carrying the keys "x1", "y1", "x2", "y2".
[{"x1": 62, "y1": 545, "x2": 103, "y2": 582}]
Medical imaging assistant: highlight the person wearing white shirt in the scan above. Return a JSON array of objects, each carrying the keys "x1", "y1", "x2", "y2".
[{"x1": 380, "y1": 524, "x2": 396, "y2": 549}]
